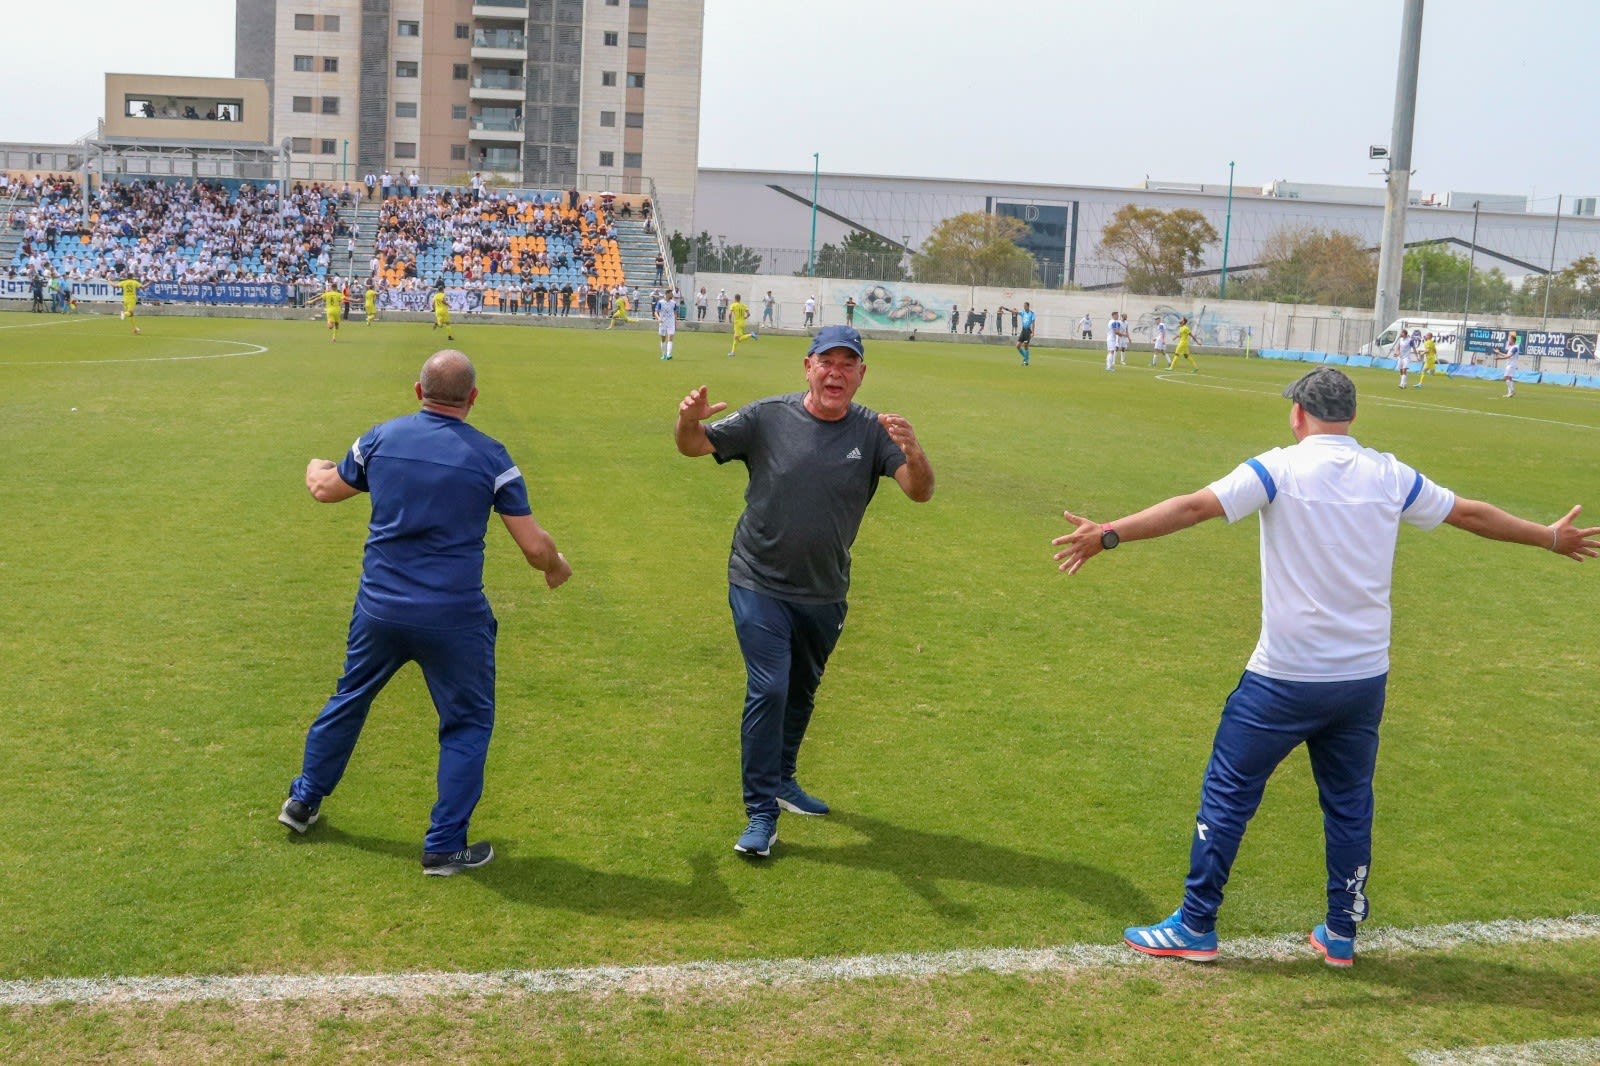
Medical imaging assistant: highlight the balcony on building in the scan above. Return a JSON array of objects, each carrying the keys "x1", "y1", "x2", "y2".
[
  {"x1": 470, "y1": 67, "x2": 525, "y2": 102},
  {"x1": 470, "y1": 106, "x2": 523, "y2": 143},
  {"x1": 472, "y1": 27, "x2": 526, "y2": 60},
  {"x1": 472, "y1": 0, "x2": 527, "y2": 22},
  {"x1": 473, "y1": 146, "x2": 521, "y2": 177}
]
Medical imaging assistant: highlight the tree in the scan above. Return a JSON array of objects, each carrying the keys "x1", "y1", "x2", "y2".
[
  {"x1": 1398, "y1": 245, "x2": 1515, "y2": 316},
  {"x1": 668, "y1": 230, "x2": 692, "y2": 272},
  {"x1": 677, "y1": 230, "x2": 763, "y2": 274},
  {"x1": 911, "y1": 212, "x2": 1035, "y2": 287},
  {"x1": 1097, "y1": 205, "x2": 1218, "y2": 295},
  {"x1": 1225, "y1": 228, "x2": 1377, "y2": 307},
  {"x1": 801, "y1": 231, "x2": 908, "y2": 281},
  {"x1": 1514, "y1": 254, "x2": 1600, "y2": 318}
]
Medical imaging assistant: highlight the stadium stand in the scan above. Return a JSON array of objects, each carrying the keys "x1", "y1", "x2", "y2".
[{"x1": 6, "y1": 177, "x2": 350, "y2": 285}]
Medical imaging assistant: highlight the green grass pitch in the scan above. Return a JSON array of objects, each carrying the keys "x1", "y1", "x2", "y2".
[{"x1": 1, "y1": 310, "x2": 1597, "y2": 1062}]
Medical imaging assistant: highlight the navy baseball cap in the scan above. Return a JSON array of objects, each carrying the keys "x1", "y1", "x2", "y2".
[{"x1": 807, "y1": 324, "x2": 865, "y2": 359}]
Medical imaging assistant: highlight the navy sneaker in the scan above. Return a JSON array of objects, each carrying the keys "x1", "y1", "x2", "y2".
[
  {"x1": 1124, "y1": 909, "x2": 1219, "y2": 962},
  {"x1": 421, "y1": 841, "x2": 494, "y2": 877},
  {"x1": 734, "y1": 813, "x2": 778, "y2": 857},
  {"x1": 1309, "y1": 924, "x2": 1355, "y2": 968},
  {"x1": 776, "y1": 779, "x2": 830, "y2": 816},
  {"x1": 278, "y1": 797, "x2": 320, "y2": 834}
]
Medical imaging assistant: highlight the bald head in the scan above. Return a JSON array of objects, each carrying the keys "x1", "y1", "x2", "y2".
[{"x1": 419, "y1": 349, "x2": 476, "y2": 408}]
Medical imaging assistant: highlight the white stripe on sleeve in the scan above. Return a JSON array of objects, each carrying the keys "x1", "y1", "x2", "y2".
[{"x1": 493, "y1": 465, "x2": 523, "y2": 492}]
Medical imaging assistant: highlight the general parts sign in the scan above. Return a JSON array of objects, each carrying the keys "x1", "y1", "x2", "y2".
[{"x1": 1464, "y1": 328, "x2": 1597, "y2": 359}]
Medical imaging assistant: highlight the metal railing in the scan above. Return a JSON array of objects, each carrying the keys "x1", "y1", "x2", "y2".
[{"x1": 472, "y1": 30, "x2": 526, "y2": 48}]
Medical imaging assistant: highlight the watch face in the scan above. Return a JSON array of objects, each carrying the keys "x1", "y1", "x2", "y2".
[{"x1": 1101, "y1": 528, "x2": 1120, "y2": 550}]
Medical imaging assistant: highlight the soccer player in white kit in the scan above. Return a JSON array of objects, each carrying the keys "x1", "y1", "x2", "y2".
[
  {"x1": 1151, "y1": 319, "x2": 1168, "y2": 367},
  {"x1": 1497, "y1": 332, "x2": 1522, "y2": 397},
  {"x1": 1106, "y1": 313, "x2": 1121, "y2": 371},
  {"x1": 1117, "y1": 312, "x2": 1130, "y2": 365},
  {"x1": 656, "y1": 291, "x2": 678, "y2": 360}
]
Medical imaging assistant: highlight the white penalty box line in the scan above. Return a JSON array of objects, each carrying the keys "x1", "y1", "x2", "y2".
[{"x1": 1, "y1": 913, "x2": 1596, "y2": 1008}]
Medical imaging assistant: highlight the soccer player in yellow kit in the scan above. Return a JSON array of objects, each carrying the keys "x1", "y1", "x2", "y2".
[
  {"x1": 727, "y1": 293, "x2": 757, "y2": 357},
  {"x1": 322, "y1": 285, "x2": 344, "y2": 341},
  {"x1": 117, "y1": 277, "x2": 142, "y2": 334},
  {"x1": 1418, "y1": 333, "x2": 1437, "y2": 386},
  {"x1": 432, "y1": 288, "x2": 454, "y2": 340},
  {"x1": 607, "y1": 292, "x2": 631, "y2": 329},
  {"x1": 364, "y1": 284, "x2": 378, "y2": 324},
  {"x1": 1170, "y1": 317, "x2": 1199, "y2": 372}
]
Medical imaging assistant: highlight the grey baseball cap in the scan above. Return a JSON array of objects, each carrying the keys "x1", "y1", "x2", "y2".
[{"x1": 1282, "y1": 366, "x2": 1357, "y2": 422}]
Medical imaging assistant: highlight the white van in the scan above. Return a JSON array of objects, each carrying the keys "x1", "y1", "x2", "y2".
[{"x1": 1361, "y1": 319, "x2": 1474, "y2": 363}]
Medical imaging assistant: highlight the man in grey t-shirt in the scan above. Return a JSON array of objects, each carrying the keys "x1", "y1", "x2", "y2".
[{"x1": 674, "y1": 325, "x2": 936, "y2": 857}]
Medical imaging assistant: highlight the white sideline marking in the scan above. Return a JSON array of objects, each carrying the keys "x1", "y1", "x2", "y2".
[
  {"x1": 1408, "y1": 1037, "x2": 1600, "y2": 1065},
  {"x1": 0, "y1": 317, "x2": 83, "y2": 331},
  {"x1": 1154, "y1": 371, "x2": 1600, "y2": 433},
  {"x1": 0, "y1": 913, "x2": 1595, "y2": 1008},
  {"x1": 0, "y1": 338, "x2": 269, "y2": 367}
]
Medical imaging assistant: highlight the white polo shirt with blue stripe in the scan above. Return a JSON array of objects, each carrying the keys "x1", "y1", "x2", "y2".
[{"x1": 1208, "y1": 434, "x2": 1455, "y2": 683}]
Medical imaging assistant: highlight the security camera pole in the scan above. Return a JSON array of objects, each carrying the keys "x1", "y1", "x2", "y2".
[{"x1": 1372, "y1": 0, "x2": 1425, "y2": 347}]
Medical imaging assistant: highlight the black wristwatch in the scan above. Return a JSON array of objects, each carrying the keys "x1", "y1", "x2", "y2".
[{"x1": 1100, "y1": 525, "x2": 1120, "y2": 550}]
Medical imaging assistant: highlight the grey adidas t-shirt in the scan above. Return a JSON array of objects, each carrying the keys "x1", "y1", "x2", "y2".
[{"x1": 704, "y1": 393, "x2": 907, "y2": 603}]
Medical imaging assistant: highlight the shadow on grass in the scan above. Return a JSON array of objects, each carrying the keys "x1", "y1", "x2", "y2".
[
  {"x1": 781, "y1": 810, "x2": 1155, "y2": 923},
  {"x1": 310, "y1": 825, "x2": 739, "y2": 920},
  {"x1": 1231, "y1": 951, "x2": 1600, "y2": 1017}
]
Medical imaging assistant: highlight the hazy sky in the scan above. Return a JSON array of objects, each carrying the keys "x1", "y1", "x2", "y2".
[{"x1": 5, "y1": 1, "x2": 1595, "y2": 208}]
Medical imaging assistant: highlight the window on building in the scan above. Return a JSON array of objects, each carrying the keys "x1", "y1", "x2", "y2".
[
  {"x1": 292, "y1": 96, "x2": 312, "y2": 113},
  {"x1": 599, "y1": 110, "x2": 615, "y2": 127},
  {"x1": 395, "y1": 101, "x2": 418, "y2": 119},
  {"x1": 630, "y1": 0, "x2": 648, "y2": 7},
  {"x1": 628, "y1": 32, "x2": 647, "y2": 47},
  {"x1": 605, "y1": 0, "x2": 619, "y2": 5},
  {"x1": 451, "y1": 144, "x2": 467, "y2": 161},
  {"x1": 625, "y1": 72, "x2": 645, "y2": 88},
  {"x1": 321, "y1": 96, "x2": 340, "y2": 115},
  {"x1": 320, "y1": 139, "x2": 338, "y2": 155},
  {"x1": 394, "y1": 142, "x2": 417, "y2": 160},
  {"x1": 601, "y1": 71, "x2": 617, "y2": 86},
  {"x1": 322, "y1": 14, "x2": 340, "y2": 31},
  {"x1": 623, "y1": 151, "x2": 642, "y2": 169},
  {"x1": 293, "y1": 13, "x2": 314, "y2": 30},
  {"x1": 451, "y1": 104, "x2": 468, "y2": 120},
  {"x1": 396, "y1": 61, "x2": 418, "y2": 78},
  {"x1": 455, "y1": 23, "x2": 470, "y2": 38},
  {"x1": 624, "y1": 111, "x2": 644, "y2": 128},
  {"x1": 293, "y1": 54, "x2": 314, "y2": 72},
  {"x1": 290, "y1": 137, "x2": 312, "y2": 153},
  {"x1": 397, "y1": 20, "x2": 419, "y2": 37},
  {"x1": 599, "y1": 151, "x2": 615, "y2": 168},
  {"x1": 323, "y1": 56, "x2": 339, "y2": 72},
  {"x1": 603, "y1": 31, "x2": 618, "y2": 46},
  {"x1": 452, "y1": 63, "x2": 469, "y2": 80}
]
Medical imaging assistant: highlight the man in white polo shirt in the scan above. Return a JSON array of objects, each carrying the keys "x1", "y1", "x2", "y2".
[{"x1": 1050, "y1": 366, "x2": 1599, "y2": 968}]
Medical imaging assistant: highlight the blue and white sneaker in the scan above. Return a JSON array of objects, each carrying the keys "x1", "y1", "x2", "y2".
[
  {"x1": 776, "y1": 779, "x2": 829, "y2": 816},
  {"x1": 1124, "y1": 909, "x2": 1219, "y2": 962},
  {"x1": 734, "y1": 813, "x2": 778, "y2": 857},
  {"x1": 1309, "y1": 924, "x2": 1355, "y2": 968}
]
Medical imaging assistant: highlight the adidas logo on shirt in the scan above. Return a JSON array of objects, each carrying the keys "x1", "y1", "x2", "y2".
[{"x1": 845, "y1": 447, "x2": 862, "y2": 461}]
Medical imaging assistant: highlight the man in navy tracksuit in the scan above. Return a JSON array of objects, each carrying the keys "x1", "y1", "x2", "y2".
[
  {"x1": 1052, "y1": 366, "x2": 1599, "y2": 966},
  {"x1": 280, "y1": 350, "x2": 572, "y2": 876}
]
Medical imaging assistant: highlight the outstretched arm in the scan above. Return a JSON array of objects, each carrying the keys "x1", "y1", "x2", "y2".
[
  {"x1": 675, "y1": 385, "x2": 727, "y2": 457},
  {"x1": 1444, "y1": 500, "x2": 1600, "y2": 561},
  {"x1": 1052, "y1": 488, "x2": 1225, "y2": 575},
  {"x1": 501, "y1": 512, "x2": 571, "y2": 589}
]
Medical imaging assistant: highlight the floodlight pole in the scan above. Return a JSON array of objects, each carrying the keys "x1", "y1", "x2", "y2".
[
  {"x1": 807, "y1": 152, "x2": 819, "y2": 277},
  {"x1": 1542, "y1": 193, "x2": 1563, "y2": 330},
  {"x1": 1372, "y1": 0, "x2": 1425, "y2": 349},
  {"x1": 1459, "y1": 200, "x2": 1480, "y2": 364},
  {"x1": 1219, "y1": 160, "x2": 1235, "y2": 298}
]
